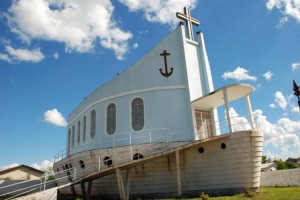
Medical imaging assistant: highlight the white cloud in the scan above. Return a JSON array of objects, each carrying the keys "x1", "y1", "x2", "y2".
[
  {"x1": 263, "y1": 71, "x2": 273, "y2": 81},
  {"x1": 0, "y1": 163, "x2": 19, "y2": 171},
  {"x1": 222, "y1": 66, "x2": 257, "y2": 81},
  {"x1": 5, "y1": 0, "x2": 132, "y2": 60},
  {"x1": 277, "y1": 16, "x2": 289, "y2": 28},
  {"x1": 227, "y1": 107, "x2": 251, "y2": 131},
  {"x1": 31, "y1": 160, "x2": 53, "y2": 172},
  {"x1": 266, "y1": 0, "x2": 300, "y2": 26},
  {"x1": 119, "y1": 0, "x2": 198, "y2": 26},
  {"x1": 291, "y1": 104, "x2": 300, "y2": 113},
  {"x1": 53, "y1": 51, "x2": 59, "y2": 60},
  {"x1": 274, "y1": 91, "x2": 288, "y2": 109},
  {"x1": 227, "y1": 108, "x2": 300, "y2": 160},
  {"x1": 133, "y1": 43, "x2": 138, "y2": 49},
  {"x1": 270, "y1": 103, "x2": 276, "y2": 108},
  {"x1": 5, "y1": 46, "x2": 44, "y2": 63},
  {"x1": 271, "y1": 91, "x2": 300, "y2": 114},
  {"x1": 43, "y1": 108, "x2": 67, "y2": 127},
  {"x1": 0, "y1": 53, "x2": 12, "y2": 63},
  {"x1": 292, "y1": 63, "x2": 300, "y2": 70}
]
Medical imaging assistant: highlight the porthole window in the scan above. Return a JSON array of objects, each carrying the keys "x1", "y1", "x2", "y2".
[
  {"x1": 133, "y1": 153, "x2": 144, "y2": 160},
  {"x1": 69, "y1": 163, "x2": 73, "y2": 169},
  {"x1": 106, "y1": 103, "x2": 116, "y2": 135},
  {"x1": 79, "y1": 160, "x2": 85, "y2": 169},
  {"x1": 56, "y1": 168, "x2": 60, "y2": 173},
  {"x1": 65, "y1": 164, "x2": 69, "y2": 170},
  {"x1": 90, "y1": 110, "x2": 96, "y2": 139},
  {"x1": 77, "y1": 120, "x2": 81, "y2": 145},
  {"x1": 72, "y1": 125, "x2": 75, "y2": 148},
  {"x1": 83, "y1": 116, "x2": 86, "y2": 143},
  {"x1": 131, "y1": 98, "x2": 144, "y2": 131},
  {"x1": 221, "y1": 143, "x2": 227, "y2": 149},
  {"x1": 198, "y1": 147, "x2": 204, "y2": 153},
  {"x1": 103, "y1": 156, "x2": 112, "y2": 167}
]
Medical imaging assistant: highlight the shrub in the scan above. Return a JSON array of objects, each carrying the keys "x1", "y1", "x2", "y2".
[
  {"x1": 200, "y1": 192, "x2": 209, "y2": 200},
  {"x1": 243, "y1": 188, "x2": 255, "y2": 198}
]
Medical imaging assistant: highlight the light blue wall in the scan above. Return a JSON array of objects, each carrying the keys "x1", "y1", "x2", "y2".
[{"x1": 67, "y1": 26, "x2": 197, "y2": 155}]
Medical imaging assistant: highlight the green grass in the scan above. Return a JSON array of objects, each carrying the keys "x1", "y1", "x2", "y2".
[
  {"x1": 58, "y1": 187, "x2": 300, "y2": 200},
  {"x1": 162, "y1": 187, "x2": 300, "y2": 200},
  {"x1": 204, "y1": 187, "x2": 300, "y2": 200}
]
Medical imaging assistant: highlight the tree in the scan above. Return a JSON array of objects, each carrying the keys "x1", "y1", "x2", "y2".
[
  {"x1": 285, "y1": 162, "x2": 297, "y2": 169},
  {"x1": 262, "y1": 155, "x2": 267, "y2": 164},
  {"x1": 276, "y1": 160, "x2": 286, "y2": 170},
  {"x1": 45, "y1": 166, "x2": 55, "y2": 181}
]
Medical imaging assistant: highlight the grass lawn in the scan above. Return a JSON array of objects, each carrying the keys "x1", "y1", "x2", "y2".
[{"x1": 197, "y1": 187, "x2": 300, "y2": 200}]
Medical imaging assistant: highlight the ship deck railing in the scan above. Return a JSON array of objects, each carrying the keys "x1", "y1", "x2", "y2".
[{"x1": 53, "y1": 113, "x2": 260, "y2": 163}]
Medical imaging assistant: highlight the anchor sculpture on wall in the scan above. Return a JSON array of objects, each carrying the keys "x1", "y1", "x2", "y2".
[
  {"x1": 293, "y1": 80, "x2": 300, "y2": 109},
  {"x1": 159, "y1": 50, "x2": 173, "y2": 77}
]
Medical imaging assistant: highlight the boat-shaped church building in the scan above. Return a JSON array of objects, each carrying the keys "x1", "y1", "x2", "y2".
[{"x1": 53, "y1": 7, "x2": 263, "y2": 200}]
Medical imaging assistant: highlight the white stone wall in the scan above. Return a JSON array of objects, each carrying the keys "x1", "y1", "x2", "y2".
[{"x1": 260, "y1": 168, "x2": 300, "y2": 187}]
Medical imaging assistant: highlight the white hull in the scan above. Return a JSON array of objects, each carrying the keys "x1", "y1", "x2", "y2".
[{"x1": 54, "y1": 130, "x2": 263, "y2": 198}]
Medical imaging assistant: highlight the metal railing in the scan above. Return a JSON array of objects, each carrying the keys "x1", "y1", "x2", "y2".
[{"x1": 54, "y1": 114, "x2": 260, "y2": 163}]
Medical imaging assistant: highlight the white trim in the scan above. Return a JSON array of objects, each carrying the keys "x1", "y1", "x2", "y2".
[
  {"x1": 69, "y1": 85, "x2": 186, "y2": 124},
  {"x1": 185, "y1": 38, "x2": 198, "y2": 46}
]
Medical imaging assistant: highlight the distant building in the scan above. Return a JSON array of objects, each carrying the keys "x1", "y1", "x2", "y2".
[
  {"x1": 0, "y1": 165, "x2": 44, "y2": 180},
  {"x1": 286, "y1": 157, "x2": 300, "y2": 166},
  {"x1": 261, "y1": 163, "x2": 276, "y2": 172}
]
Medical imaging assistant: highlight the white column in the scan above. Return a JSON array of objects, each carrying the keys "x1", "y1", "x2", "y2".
[
  {"x1": 223, "y1": 88, "x2": 233, "y2": 133},
  {"x1": 245, "y1": 94, "x2": 255, "y2": 130}
]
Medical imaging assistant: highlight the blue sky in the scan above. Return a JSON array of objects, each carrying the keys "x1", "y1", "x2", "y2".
[{"x1": 1, "y1": 0, "x2": 300, "y2": 170}]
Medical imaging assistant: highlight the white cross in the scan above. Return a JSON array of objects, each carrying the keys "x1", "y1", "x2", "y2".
[{"x1": 176, "y1": 7, "x2": 200, "y2": 40}]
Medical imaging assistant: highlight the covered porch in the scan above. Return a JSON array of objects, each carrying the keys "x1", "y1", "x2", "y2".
[{"x1": 191, "y1": 84, "x2": 256, "y2": 138}]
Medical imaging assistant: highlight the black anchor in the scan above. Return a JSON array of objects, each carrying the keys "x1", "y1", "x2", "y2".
[{"x1": 159, "y1": 50, "x2": 173, "y2": 77}]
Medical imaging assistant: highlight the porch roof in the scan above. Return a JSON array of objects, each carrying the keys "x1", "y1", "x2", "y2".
[{"x1": 191, "y1": 84, "x2": 253, "y2": 109}]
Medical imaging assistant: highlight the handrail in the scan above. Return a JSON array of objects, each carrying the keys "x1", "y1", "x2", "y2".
[{"x1": 53, "y1": 114, "x2": 260, "y2": 163}]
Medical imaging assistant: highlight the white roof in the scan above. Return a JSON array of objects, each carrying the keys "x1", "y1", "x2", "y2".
[
  {"x1": 261, "y1": 162, "x2": 276, "y2": 169},
  {"x1": 192, "y1": 84, "x2": 253, "y2": 109}
]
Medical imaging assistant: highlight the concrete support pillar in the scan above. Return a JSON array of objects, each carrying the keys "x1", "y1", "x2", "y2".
[
  {"x1": 80, "y1": 181, "x2": 86, "y2": 200},
  {"x1": 125, "y1": 169, "x2": 131, "y2": 200},
  {"x1": 245, "y1": 94, "x2": 255, "y2": 130},
  {"x1": 80, "y1": 180, "x2": 92, "y2": 200},
  {"x1": 176, "y1": 150, "x2": 182, "y2": 196},
  {"x1": 223, "y1": 88, "x2": 233, "y2": 133},
  {"x1": 116, "y1": 168, "x2": 126, "y2": 200}
]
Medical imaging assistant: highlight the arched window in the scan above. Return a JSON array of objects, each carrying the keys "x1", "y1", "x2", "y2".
[
  {"x1": 77, "y1": 120, "x2": 81, "y2": 145},
  {"x1": 106, "y1": 103, "x2": 116, "y2": 135},
  {"x1": 90, "y1": 110, "x2": 96, "y2": 139},
  {"x1": 72, "y1": 125, "x2": 75, "y2": 148},
  {"x1": 83, "y1": 116, "x2": 86, "y2": 143},
  {"x1": 131, "y1": 98, "x2": 144, "y2": 131},
  {"x1": 68, "y1": 128, "x2": 71, "y2": 151}
]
